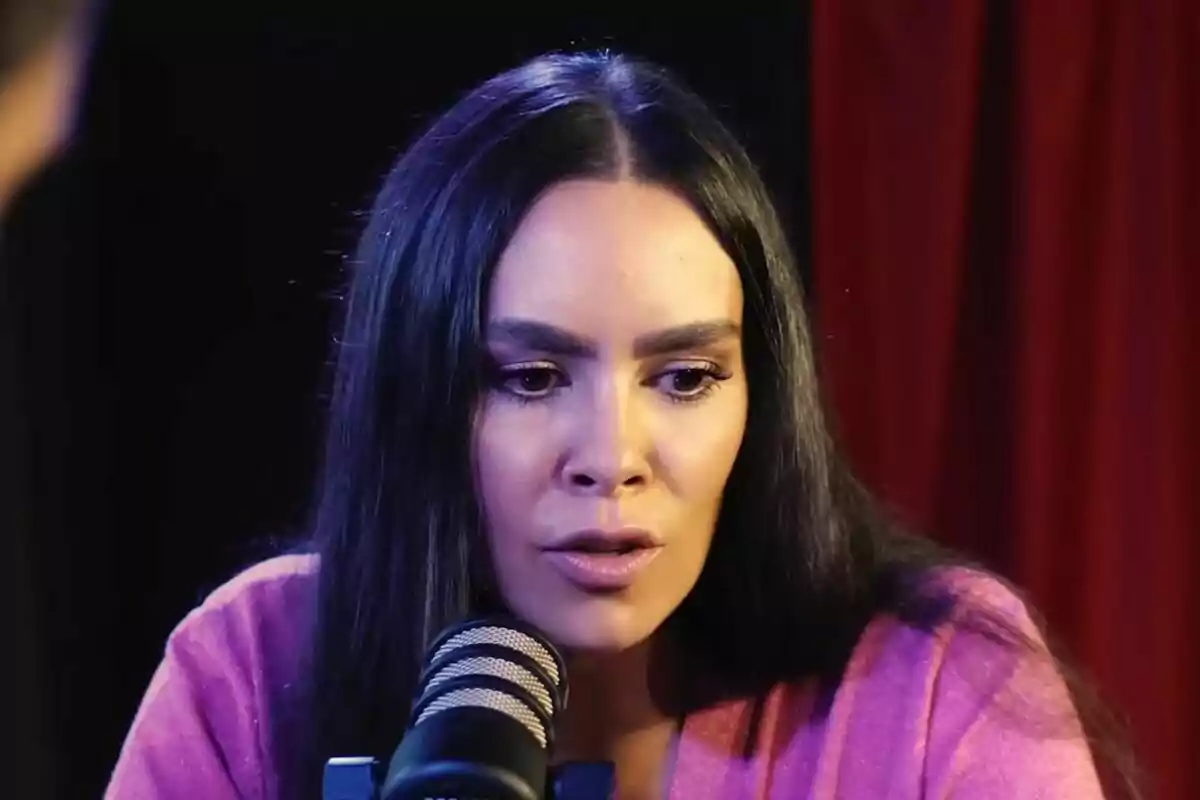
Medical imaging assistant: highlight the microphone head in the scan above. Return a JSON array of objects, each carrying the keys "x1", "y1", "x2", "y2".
[{"x1": 382, "y1": 617, "x2": 568, "y2": 800}]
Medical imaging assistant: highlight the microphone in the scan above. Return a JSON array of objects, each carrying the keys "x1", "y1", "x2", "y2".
[{"x1": 381, "y1": 617, "x2": 569, "y2": 800}]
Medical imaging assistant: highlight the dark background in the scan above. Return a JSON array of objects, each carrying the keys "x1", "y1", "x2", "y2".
[{"x1": 4, "y1": 3, "x2": 811, "y2": 796}]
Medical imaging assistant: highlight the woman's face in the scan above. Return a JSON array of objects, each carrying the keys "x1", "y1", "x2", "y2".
[{"x1": 475, "y1": 179, "x2": 748, "y2": 653}]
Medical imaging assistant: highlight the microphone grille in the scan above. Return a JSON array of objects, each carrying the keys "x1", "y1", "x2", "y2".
[
  {"x1": 424, "y1": 655, "x2": 553, "y2": 718},
  {"x1": 411, "y1": 618, "x2": 566, "y2": 753},
  {"x1": 430, "y1": 624, "x2": 561, "y2": 687},
  {"x1": 415, "y1": 686, "x2": 548, "y2": 747}
]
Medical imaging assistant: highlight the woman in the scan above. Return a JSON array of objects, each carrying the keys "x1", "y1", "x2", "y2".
[{"x1": 106, "y1": 51, "x2": 1131, "y2": 799}]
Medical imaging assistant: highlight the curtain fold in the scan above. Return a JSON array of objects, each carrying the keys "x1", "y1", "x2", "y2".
[{"x1": 810, "y1": 2, "x2": 1198, "y2": 796}]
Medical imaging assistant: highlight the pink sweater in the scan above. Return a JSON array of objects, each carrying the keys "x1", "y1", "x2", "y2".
[{"x1": 106, "y1": 555, "x2": 1103, "y2": 798}]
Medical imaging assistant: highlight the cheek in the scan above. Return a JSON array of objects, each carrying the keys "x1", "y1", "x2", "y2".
[
  {"x1": 474, "y1": 403, "x2": 554, "y2": 545},
  {"x1": 661, "y1": 391, "x2": 748, "y2": 495}
]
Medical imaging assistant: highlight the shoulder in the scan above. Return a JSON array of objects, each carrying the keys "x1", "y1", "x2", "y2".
[
  {"x1": 843, "y1": 565, "x2": 1064, "y2": 729},
  {"x1": 910, "y1": 565, "x2": 1064, "y2": 712},
  {"x1": 930, "y1": 564, "x2": 1038, "y2": 631},
  {"x1": 169, "y1": 554, "x2": 319, "y2": 649},
  {"x1": 164, "y1": 553, "x2": 320, "y2": 700},
  {"x1": 838, "y1": 565, "x2": 1041, "y2": 677},
  {"x1": 738, "y1": 567, "x2": 1097, "y2": 794},
  {"x1": 106, "y1": 555, "x2": 321, "y2": 799},
  {"x1": 157, "y1": 552, "x2": 320, "y2": 686},
  {"x1": 832, "y1": 565, "x2": 1099, "y2": 794},
  {"x1": 182, "y1": 553, "x2": 319, "y2": 623}
]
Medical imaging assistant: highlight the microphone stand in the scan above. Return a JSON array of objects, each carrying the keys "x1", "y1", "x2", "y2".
[{"x1": 322, "y1": 756, "x2": 615, "y2": 800}]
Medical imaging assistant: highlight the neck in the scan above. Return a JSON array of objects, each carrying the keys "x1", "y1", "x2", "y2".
[{"x1": 554, "y1": 637, "x2": 682, "y2": 800}]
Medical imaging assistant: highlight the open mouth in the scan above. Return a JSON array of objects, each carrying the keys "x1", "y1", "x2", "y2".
[
  {"x1": 541, "y1": 530, "x2": 663, "y2": 591},
  {"x1": 544, "y1": 528, "x2": 659, "y2": 555},
  {"x1": 560, "y1": 541, "x2": 643, "y2": 556}
]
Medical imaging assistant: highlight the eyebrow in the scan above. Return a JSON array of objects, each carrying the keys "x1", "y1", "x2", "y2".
[{"x1": 486, "y1": 317, "x2": 741, "y2": 359}]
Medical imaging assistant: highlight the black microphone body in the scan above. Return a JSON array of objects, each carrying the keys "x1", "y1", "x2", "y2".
[
  {"x1": 322, "y1": 617, "x2": 614, "y2": 800},
  {"x1": 383, "y1": 706, "x2": 546, "y2": 800}
]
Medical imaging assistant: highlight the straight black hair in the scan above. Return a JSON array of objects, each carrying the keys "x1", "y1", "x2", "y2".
[{"x1": 290, "y1": 51, "x2": 1139, "y2": 799}]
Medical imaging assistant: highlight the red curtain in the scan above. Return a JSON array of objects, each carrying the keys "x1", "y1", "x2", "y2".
[{"x1": 810, "y1": 1, "x2": 1197, "y2": 797}]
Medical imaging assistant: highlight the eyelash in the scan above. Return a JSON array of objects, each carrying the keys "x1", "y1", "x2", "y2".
[{"x1": 490, "y1": 361, "x2": 732, "y2": 406}]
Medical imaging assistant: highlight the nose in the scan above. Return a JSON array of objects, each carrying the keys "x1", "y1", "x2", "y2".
[{"x1": 561, "y1": 379, "x2": 651, "y2": 497}]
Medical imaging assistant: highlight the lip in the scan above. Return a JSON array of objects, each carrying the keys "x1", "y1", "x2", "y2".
[
  {"x1": 541, "y1": 528, "x2": 663, "y2": 591},
  {"x1": 542, "y1": 547, "x2": 662, "y2": 591},
  {"x1": 543, "y1": 527, "x2": 661, "y2": 553}
]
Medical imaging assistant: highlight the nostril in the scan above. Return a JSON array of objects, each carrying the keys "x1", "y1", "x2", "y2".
[{"x1": 565, "y1": 470, "x2": 646, "y2": 492}]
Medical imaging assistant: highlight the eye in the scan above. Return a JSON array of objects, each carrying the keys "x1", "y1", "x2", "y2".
[
  {"x1": 653, "y1": 364, "x2": 730, "y2": 403},
  {"x1": 497, "y1": 364, "x2": 568, "y2": 400},
  {"x1": 669, "y1": 369, "x2": 710, "y2": 395}
]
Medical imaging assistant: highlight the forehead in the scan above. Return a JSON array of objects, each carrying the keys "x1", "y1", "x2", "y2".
[{"x1": 487, "y1": 180, "x2": 743, "y2": 330}]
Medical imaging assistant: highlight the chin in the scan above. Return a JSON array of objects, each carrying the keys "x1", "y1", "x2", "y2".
[{"x1": 520, "y1": 595, "x2": 666, "y2": 655}]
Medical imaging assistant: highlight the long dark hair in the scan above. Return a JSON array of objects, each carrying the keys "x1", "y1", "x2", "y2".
[{"x1": 290, "y1": 51, "x2": 1139, "y2": 798}]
